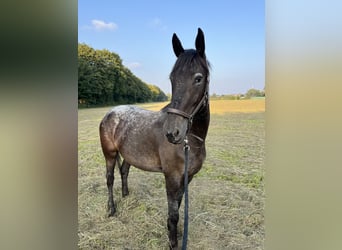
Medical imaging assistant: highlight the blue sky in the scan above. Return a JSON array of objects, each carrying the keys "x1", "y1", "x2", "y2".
[{"x1": 78, "y1": 1, "x2": 264, "y2": 95}]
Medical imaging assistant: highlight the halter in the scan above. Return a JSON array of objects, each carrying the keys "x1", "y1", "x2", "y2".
[{"x1": 166, "y1": 85, "x2": 209, "y2": 135}]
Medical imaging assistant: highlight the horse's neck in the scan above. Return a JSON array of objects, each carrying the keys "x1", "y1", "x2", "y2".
[{"x1": 190, "y1": 103, "x2": 210, "y2": 141}]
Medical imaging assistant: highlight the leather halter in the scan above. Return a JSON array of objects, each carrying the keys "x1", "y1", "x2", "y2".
[
  {"x1": 167, "y1": 90, "x2": 208, "y2": 121},
  {"x1": 166, "y1": 85, "x2": 209, "y2": 139}
]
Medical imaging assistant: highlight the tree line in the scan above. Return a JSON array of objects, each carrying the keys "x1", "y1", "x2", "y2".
[
  {"x1": 78, "y1": 43, "x2": 167, "y2": 107},
  {"x1": 211, "y1": 88, "x2": 265, "y2": 100}
]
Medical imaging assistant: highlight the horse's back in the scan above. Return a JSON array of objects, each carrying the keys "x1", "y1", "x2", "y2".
[
  {"x1": 105, "y1": 105, "x2": 163, "y2": 130},
  {"x1": 100, "y1": 105, "x2": 168, "y2": 171},
  {"x1": 101, "y1": 105, "x2": 163, "y2": 142}
]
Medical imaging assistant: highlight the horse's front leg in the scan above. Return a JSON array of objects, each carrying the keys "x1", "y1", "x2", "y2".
[{"x1": 165, "y1": 175, "x2": 184, "y2": 249}]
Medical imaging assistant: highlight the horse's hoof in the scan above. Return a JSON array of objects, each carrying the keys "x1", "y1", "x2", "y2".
[
  {"x1": 169, "y1": 241, "x2": 178, "y2": 250},
  {"x1": 107, "y1": 203, "x2": 116, "y2": 217},
  {"x1": 108, "y1": 209, "x2": 116, "y2": 217}
]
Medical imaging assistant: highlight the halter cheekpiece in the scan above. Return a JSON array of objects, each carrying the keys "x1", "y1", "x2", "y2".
[{"x1": 166, "y1": 86, "x2": 209, "y2": 135}]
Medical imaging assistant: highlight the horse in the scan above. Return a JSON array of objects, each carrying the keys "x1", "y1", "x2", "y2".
[{"x1": 99, "y1": 28, "x2": 210, "y2": 249}]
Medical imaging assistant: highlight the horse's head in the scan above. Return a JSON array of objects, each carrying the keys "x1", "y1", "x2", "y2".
[{"x1": 164, "y1": 28, "x2": 210, "y2": 144}]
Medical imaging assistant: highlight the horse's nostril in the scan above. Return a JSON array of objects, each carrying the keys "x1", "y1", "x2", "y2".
[
  {"x1": 165, "y1": 129, "x2": 180, "y2": 143},
  {"x1": 166, "y1": 131, "x2": 173, "y2": 139}
]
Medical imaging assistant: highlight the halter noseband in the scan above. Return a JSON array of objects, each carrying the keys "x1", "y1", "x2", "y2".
[{"x1": 166, "y1": 86, "x2": 209, "y2": 132}]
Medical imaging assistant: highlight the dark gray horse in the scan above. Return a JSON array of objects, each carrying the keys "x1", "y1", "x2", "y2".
[{"x1": 99, "y1": 28, "x2": 210, "y2": 249}]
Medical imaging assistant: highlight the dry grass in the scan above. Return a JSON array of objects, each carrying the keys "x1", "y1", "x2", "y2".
[
  {"x1": 78, "y1": 99, "x2": 265, "y2": 249},
  {"x1": 139, "y1": 98, "x2": 265, "y2": 114}
]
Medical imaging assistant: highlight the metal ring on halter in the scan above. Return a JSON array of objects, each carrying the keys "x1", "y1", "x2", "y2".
[{"x1": 183, "y1": 136, "x2": 190, "y2": 151}]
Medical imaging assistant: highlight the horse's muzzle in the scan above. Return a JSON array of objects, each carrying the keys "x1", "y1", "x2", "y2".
[
  {"x1": 165, "y1": 128, "x2": 183, "y2": 144},
  {"x1": 164, "y1": 112, "x2": 188, "y2": 144}
]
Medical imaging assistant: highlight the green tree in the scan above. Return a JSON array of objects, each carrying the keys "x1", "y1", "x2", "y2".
[
  {"x1": 148, "y1": 84, "x2": 168, "y2": 102},
  {"x1": 78, "y1": 43, "x2": 168, "y2": 107},
  {"x1": 245, "y1": 88, "x2": 265, "y2": 99}
]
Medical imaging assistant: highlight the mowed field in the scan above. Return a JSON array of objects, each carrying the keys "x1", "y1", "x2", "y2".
[{"x1": 78, "y1": 99, "x2": 265, "y2": 249}]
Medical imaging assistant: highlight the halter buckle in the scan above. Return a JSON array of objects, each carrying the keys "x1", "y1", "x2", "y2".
[{"x1": 183, "y1": 136, "x2": 190, "y2": 151}]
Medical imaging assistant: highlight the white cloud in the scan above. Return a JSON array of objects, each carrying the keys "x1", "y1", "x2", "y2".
[{"x1": 90, "y1": 19, "x2": 118, "y2": 31}]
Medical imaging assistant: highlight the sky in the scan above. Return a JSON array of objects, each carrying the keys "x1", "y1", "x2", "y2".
[{"x1": 78, "y1": 1, "x2": 264, "y2": 95}]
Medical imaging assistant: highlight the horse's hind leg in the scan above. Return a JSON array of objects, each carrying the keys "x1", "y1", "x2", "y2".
[
  {"x1": 105, "y1": 152, "x2": 119, "y2": 217},
  {"x1": 119, "y1": 160, "x2": 131, "y2": 197}
]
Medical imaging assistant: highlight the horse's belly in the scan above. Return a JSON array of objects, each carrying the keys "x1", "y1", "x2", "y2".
[
  {"x1": 119, "y1": 144, "x2": 163, "y2": 173},
  {"x1": 123, "y1": 154, "x2": 163, "y2": 172},
  {"x1": 131, "y1": 161, "x2": 163, "y2": 172}
]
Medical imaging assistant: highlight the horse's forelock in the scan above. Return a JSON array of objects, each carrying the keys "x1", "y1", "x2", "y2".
[{"x1": 170, "y1": 50, "x2": 210, "y2": 80}]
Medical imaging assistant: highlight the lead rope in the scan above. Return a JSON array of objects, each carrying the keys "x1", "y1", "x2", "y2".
[{"x1": 182, "y1": 137, "x2": 190, "y2": 250}]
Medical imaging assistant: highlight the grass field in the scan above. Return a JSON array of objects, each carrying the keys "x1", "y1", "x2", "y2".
[{"x1": 78, "y1": 99, "x2": 265, "y2": 249}]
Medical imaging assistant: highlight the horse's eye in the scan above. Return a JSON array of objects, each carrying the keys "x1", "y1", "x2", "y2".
[{"x1": 194, "y1": 73, "x2": 203, "y2": 85}]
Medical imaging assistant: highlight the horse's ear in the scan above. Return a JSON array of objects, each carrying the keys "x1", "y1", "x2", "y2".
[
  {"x1": 195, "y1": 28, "x2": 205, "y2": 57},
  {"x1": 172, "y1": 33, "x2": 184, "y2": 57}
]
